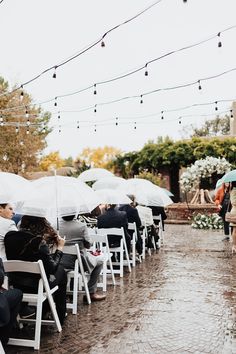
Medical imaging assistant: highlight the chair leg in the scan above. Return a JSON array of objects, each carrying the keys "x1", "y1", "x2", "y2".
[
  {"x1": 120, "y1": 248, "x2": 124, "y2": 278},
  {"x1": 34, "y1": 297, "x2": 43, "y2": 350},
  {"x1": 123, "y1": 239, "x2": 131, "y2": 272},
  {"x1": 108, "y1": 253, "x2": 116, "y2": 285},
  {"x1": 132, "y1": 234, "x2": 136, "y2": 267},
  {"x1": 72, "y1": 274, "x2": 78, "y2": 314}
]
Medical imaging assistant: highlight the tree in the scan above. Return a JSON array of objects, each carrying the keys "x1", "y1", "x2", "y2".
[
  {"x1": 39, "y1": 151, "x2": 65, "y2": 171},
  {"x1": 77, "y1": 146, "x2": 122, "y2": 169},
  {"x1": 0, "y1": 77, "x2": 51, "y2": 174},
  {"x1": 183, "y1": 115, "x2": 230, "y2": 138}
]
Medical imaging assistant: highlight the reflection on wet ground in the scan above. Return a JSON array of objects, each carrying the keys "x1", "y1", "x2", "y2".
[{"x1": 6, "y1": 224, "x2": 236, "y2": 353}]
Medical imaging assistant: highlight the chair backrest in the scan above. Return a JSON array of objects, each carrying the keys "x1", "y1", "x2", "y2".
[
  {"x1": 136, "y1": 206, "x2": 154, "y2": 226},
  {"x1": 3, "y1": 260, "x2": 41, "y2": 275},
  {"x1": 97, "y1": 227, "x2": 124, "y2": 237}
]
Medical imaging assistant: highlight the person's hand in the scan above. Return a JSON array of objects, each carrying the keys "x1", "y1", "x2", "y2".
[{"x1": 57, "y1": 236, "x2": 66, "y2": 251}]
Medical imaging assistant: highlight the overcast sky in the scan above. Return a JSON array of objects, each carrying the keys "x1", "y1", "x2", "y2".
[{"x1": 1, "y1": 0, "x2": 236, "y2": 158}]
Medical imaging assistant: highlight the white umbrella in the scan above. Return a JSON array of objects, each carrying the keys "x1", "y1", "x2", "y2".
[
  {"x1": 94, "y1": 189, "x2": 131, "y2": 205},
  {"x1": 92, "y1": 176, "x2": 126, "y2": 190},
  {"x1": 15, "y1": 176, "x2": 100, "y2": 223},
  {"x1": 118, "y1": 178, "x2": 173, "y2": 207},
  {"x1": 0, "y1": 172, "x2": 30, "y2": 203},
  {"x1": 78, "y1": 168, "x2": 114, "y2": 182}
]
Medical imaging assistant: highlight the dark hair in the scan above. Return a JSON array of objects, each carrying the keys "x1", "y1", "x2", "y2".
[
  {"x1": 62, "y1": 215, "x2": 75, "y2": 221},
  {"x1": 0, "y1": 204, "x2": 8, "y2": 209},
  {"x1": 107, "y1": 204, "x2": 116, "y2": 209},
  {"x1": 231, "y1": 181, "x2": 236, "y2": 189},
  {"x1": 20, "y1": 215, "x2": 58, "y2": 245}
]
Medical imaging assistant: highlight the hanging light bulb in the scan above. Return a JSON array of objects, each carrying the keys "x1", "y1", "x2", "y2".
[
  {"x1": 93, "y1": 84, "x2": 97, "y2": 95},
  {"x1": 52, "y1": 66, "x2": 57, "y2": 79},
  {"x1": 215, "y1": 101, "x2": 218, "y2": 111},
  {"x1": 161, "y1": 111, "x2": 164, "y2": 120},
  {"x1": 54, "y1": 97, "x2": 57, "y2": 107},
  {"x1": 134, "y1": 121, "x2": 137, "y2": 130},
  {"x1": 77, "y1": 121, "x2": 80, "y2": 129},
  {"x1": 94, "y1": 124, "x2": 97, "y2": 132},
  {"x1": 20, "y1": 85, "x2": 24, "y2": 100},
  {"x1": 217, "y1": 32, "x2": 222, "y2": 48},
  {"x1": 144, "y1": 64, "x2": 148, "y2": 76},
  {"x1": 115, "y1": 117, "x2": 118, "y2": 126},
  {"x1": 178, "y1": 117, "x2": 182, "y2": 124},
  {"x1": 140, "y1": 95, "x2": 143, "y2": 104},
  {"x1": 198, "y1": 80, "x2": 202, "y2": 90},
  {"x1": 27, "y1": 119, "x2": 30, "y2": 126},
  {"x1": 94, "y1": 104, "x2": 97, "y2": 113},
  {"x1": 101, "y1": 40, "x2": 105, "y2": 47},
  {"x1": 58, "y1": 112, "x2": 61, "y2": 120},
  {"x1": 230, "y1": 109, "x2": 234, "y2": 119},
  {"x1": 25, "y1": 107, "x2": 29, "y2": 118},
  {"x1": 58, "y1": 125, "x2": 61, "y2": 133}
]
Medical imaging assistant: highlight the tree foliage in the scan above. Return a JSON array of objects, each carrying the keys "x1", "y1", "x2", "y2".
[
  {"x1": 184, "y1": 115, "x2": 230, "y2": 137},
  {"x1": 39, "y1": 151, "x2": 65, "y2": 171},
  {"x1": 77, "y1": 146, "x2": 122, "y2": 169},
  {"x1": 0, "y1": 77, "x2": 51, "y2": 174}
]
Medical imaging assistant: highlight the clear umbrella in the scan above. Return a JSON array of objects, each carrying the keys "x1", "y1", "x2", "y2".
[
  {"x1": 0, "y1": 172, "x2": 30, "y2": 203},
  {"x1": 78, "y1": 168, "x2": 114, "y2": 182},
  {"x1": 92, "y1": 176, "x2": 126, "y2": 190},
  {"x1": 94, "y1": 189, "x2": 131, "y2": 205},
  {"x1": 222, "y1": 169, "x2": 236, "y2": 183},
  {"x1": 15, "y1": 176, "x2": 100, "y2": 226}
]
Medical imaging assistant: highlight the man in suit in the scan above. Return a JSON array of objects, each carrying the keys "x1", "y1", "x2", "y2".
[
  {"x1": 97, "y1": 204, "x2": 131, "y2": 253},
  {"x1": 119, "y1": 195, "x2": 142, "y2": 255}
]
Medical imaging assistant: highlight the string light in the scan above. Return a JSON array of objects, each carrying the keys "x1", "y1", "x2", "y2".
[
  {"x1": 161, "y1": 111, "x2": 164, "y2": 119},
  {"x1": 101, "y1": 41, "x2": 105, "y2": 48},
  {"x1": 54, "y1": 97, "x2": 57, "y2": 107},
  {"x1": 52, "y1": 66, "x2": 57, "y2": 79},
  {"x1": 215, "y1": 101, "x2": 218, "y2": 111},
  {"x1": 94, "y1": 124, "x2": 97, "y2": 132},
  {"x1": 198, "y1": 80, "x2": 202, "y2": 90},
  {"x1": 93, "y1": 84, "x2": 97, "y2": 95},
  {"x1": 144, "y1": 64, "x2": 148, "y2": 76},
  {"x1": 217, "y1": 32, "x2": 222, "y2": 47},
  {"x1": 94, "y1": 104, "x2": 97, "y2": 113},
  {"x1": 140, "y1": 95, "x2": 143, "y2": 104},
  {"x1": 115, "y1": 117, "x2": 118, "y2": 126}
]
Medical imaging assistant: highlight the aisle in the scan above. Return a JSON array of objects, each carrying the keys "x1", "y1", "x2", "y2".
[{"x1": 6, "y1": 225, "x2": 236, "y2": 354}]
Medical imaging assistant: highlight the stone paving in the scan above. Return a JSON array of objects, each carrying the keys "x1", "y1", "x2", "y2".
[{"x1": 5, "y1": 224, "x2": 236, "y2": 354}]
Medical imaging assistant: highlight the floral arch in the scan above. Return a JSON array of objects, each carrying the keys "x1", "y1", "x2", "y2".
[{"x1": 179, "y1": 156, "x2": 231, "y2": 192}]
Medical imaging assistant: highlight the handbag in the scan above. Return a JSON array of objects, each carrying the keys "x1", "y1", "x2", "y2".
[{"x1": 225, "y1": 212, "x2": 236, "y2": 223}]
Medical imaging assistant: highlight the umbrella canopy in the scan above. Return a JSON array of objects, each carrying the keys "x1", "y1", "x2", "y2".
[
  {"x1": 15, "y1": 176, "x2": 100, "y2": 221},
  {"x1": 118, "y1": 178, "x2": 173, "y2": 207},
  {"x1": 78, "y1": 168, "x2": 114, "y2": 182},
  {"x1": 222, "y1": 170, "x2": 236, "y2": 183},
  {"x1": 161, "y1": 188, "x2": 174, "y2": 197},
  {"x1": 0, "y1": 172, "x2": 30, "y2": 203},
  {"x1": 92, "y1": 176, "x2": 126, "y2": 190},
  {"x1": 94, "y1": 189, "x2": 131, "y2": 205},
  {"x1": 215, "y1": 178, "x2": 223, "y2": 190}
]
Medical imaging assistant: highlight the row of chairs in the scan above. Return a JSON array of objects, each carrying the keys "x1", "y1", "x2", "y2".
[{"x1": 2, "y1": 216, "x2": 164, "y2": 351}]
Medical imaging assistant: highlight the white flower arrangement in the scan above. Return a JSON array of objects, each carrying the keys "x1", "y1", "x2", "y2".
[
  {"x1": 191, "y1": 213, "x2": 223, "y2": 230},
  {"x1": 179, "y1": 156, "x2": 231, "y2": 192}
]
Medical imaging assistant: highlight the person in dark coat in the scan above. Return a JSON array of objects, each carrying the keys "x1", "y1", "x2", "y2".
[
  {"x1": 119, "y1": 195, "x2": 142, "y2": 255},
  {"x1": 4, "y1": 216, "x2": 67, "y2": 325},
  {"x1": 97, "y1": 204, "x2": 131, "y2": 253}
]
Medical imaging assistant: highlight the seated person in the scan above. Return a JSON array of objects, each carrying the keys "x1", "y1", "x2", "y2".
[
  {"x1": 0, "y1": 203, "x2": 18, "y2": 260},
  {"x1": 0, "y1": 257, "x2": 23, "y2": 347},
  {"x1": 97, "y1": 204, "x2": 131, "y2": 253},
  {"x1": 58, "y1": 215, "x2": 106, "y2": 302},
  {"x1": 4, "y1": 215, "x2": 67, "y2": 326},
  {"x1": 119, "y1": 195, "x2": 143, "y2": 255}
]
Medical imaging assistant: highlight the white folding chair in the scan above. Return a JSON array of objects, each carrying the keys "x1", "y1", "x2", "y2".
[
  {"x1": 153, "y1": 215, "x2": 164, "y2": 247},
  {"x1": 97, "y1": 228, "x2": 131, "y2": 277},
  {"x1": 63, "y1": 243, "x2": 91, "y2": 314},
  {"x1": 0, "y1": 340, "x2": 5, "y2": 354},
  {"x1": 128, "y1": 222, "x2": 141, "y2": 267},
  {"x1": 3, "y1": 260, "x2": 62, "y2": 350},
  {"x1": 89, "y1": 231, "x2": 116, "y2": 290}
]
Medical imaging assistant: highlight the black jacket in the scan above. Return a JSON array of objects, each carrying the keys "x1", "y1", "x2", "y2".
[{"x1": 119, "y1": 204, "x2": 141, "y2": 228}]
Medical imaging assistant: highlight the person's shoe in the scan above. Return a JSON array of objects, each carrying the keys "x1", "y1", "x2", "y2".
[
  {"x1": 90, "y1": 293, "x2": 106, "y2": 302},
  {"x1": 222, "y1": 236, "x2": 230, "y2": 241},
  {"x1": 20, "y1": 306, "x2": 36, "y2": 319}
]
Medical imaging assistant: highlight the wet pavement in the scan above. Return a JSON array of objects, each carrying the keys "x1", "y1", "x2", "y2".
[{"x1": 5, "y1": 224, "x2": 236, "y2": 354}]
